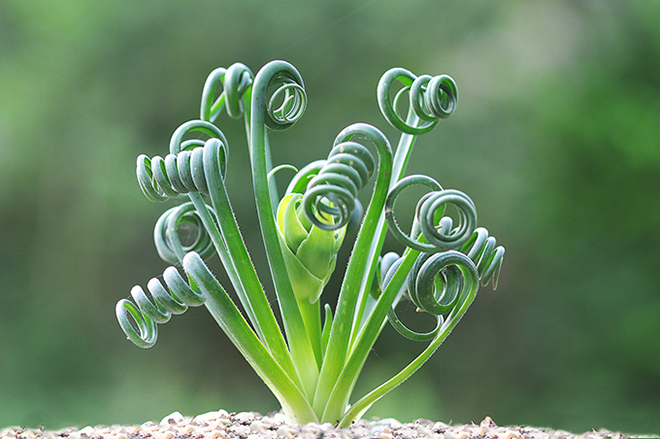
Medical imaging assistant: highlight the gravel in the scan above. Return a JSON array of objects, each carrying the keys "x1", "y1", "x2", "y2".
[{"x1": 1, "y1": 410, "x2": 652, "y2": 439}]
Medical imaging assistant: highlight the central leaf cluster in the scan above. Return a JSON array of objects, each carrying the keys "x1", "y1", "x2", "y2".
[{"x1": 277, "y1": 193, "x2": 346, "y2": 304}]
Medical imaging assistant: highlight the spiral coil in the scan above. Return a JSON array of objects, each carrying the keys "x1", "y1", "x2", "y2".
[
  {"x1": 385, "y1": 175, "x2": 477, "y2": 253},
  {"x1": 386, "y1": 250, "x2": 479, "y2": 341},
  {"x1": 416, "y1": 189, "x2": 477, "y2": 250},
  {"x1": 267, "y1": 80, "x2": 307, "y2": 129},
  {"x1": 383, "y1": 174, "x2": 502, "y2": 341},
  {"x1": 461, "y1": 227, "x2": 505, "y2": 290},
  {"x1": 378, "y1": 68, "x2": 458, "y2": 135},
  {"x1": 201, "y1": 63, "x2": 254, "y2": 123},
  {"x1": 136, "y1": 137, "x2": 228, "y2": 202},
  {"x1": 249, "y1": 62, "x2": 308, "y2": 132},
  {"x1": 303, "y1": 140, "x2": 376, "y2": 231},
  {"x1": 116, "y1": 265, "x2": 206, "y2": 348},
  {"x1": 154, "y1": 202, "x2": 217, "y2": 265}
]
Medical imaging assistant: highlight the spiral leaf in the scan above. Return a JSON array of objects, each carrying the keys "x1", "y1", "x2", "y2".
[
  {"x1": 116, "y1": 266, "x2": 205, "y2": 349},
  {"x1": 417, "y1": 189, "x2": 477, "y2": 250},
  {"x1": 200, "y1": 63, "x2": 254, "y2": 123},
  {"x1": 154, "y1": 202, "x2": 217, "y2": 264},
  {"x1": 387, "y1": 250, "x2": 478, "y2": 341},
  {"x1": 136, "y1": 137, "x2": 228, "y2": 202},
  {"x1": 339, "y1": 250, "x2": 480, "y2": 427},
  {"x1": 268, "y1": 81, "x2": 307, "y2": 129},
  {"x1": 255, "y1": 67, "x2": 307, "y2": 131},
  {"x1": 249, "y1": 61, "x2": 323, "y2": 399},
  {"x1": 378, "y1": 68, "x2": 458, "y2": 135},
  {"x1": 461, "y1": 227, "x2": 505, "y2": 289},
  {"x1": 303, "y1": 141, "x2": 375, "y2": 231},
  {"x1": 301, "y1": 123, "x2": 389, "y2": 232},
  {"x1": 169, "y1": 119, "x2": 228, "y2": 155},
  {"x1": 384, "y1": 174, "x2": 443, "y2": 252},
  {"x1": 386, "y1": 302, "x2": 442, "y2": 342}
]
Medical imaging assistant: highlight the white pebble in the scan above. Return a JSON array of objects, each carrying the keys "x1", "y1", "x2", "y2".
[
  {"x1": 141, "y1": 421, "x2": 159, "y2": 431},
  {"x1": 230, "y1": 424, "x2": 251, "y2": 437},
  {"x1": 233, "y1": 411, "x2": 256, "y2": 424},
  {"x1": 69, "y1": 426, "x2": 94, "y2": 439},
  {"x1": 159, "y1": 411, "x2": 185, "y2": 427},
  {"x1": 194, "y1": 410, "x2": 222, "y2": 423}
]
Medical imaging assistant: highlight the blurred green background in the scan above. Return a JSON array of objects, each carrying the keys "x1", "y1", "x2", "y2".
[{"x1": 1, "y1": 0, "x2": 659, "y2": 434}]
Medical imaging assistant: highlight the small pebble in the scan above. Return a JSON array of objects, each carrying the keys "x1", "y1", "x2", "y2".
[
  {"x1": 195, "y1": 411, "x2": 223, "y2": 424},
  {"x1": 234, "y1": 412, "x2": 257, "y2": 425},
  {"x1": 160, "y1": 411, "x2": 185, "y2": 427},
  {"x1": 480, "y1": 417, "x2": 497, "y2": 428}
]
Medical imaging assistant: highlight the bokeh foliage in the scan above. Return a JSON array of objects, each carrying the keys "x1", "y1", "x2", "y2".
[{"x1": 1, "y1": 0, "x2": 659, "y2": 434}]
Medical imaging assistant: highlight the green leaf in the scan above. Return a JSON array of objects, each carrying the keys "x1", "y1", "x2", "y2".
[
  {"x1": 279, "y1": 233, "x2": 325, "y2": 303},
  {"x1": 278, "y1": 194, "x2": 308, "y2": 252},
  {"x1": 296, "y1": 223, "x2": 340, "y2": 280},
  {"x1": 276, "y1": 192, "x2": 346, "y2": 304}
]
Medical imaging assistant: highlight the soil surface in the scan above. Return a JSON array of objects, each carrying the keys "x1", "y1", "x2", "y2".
[{"x1": 1, "y1": 410, "x2": 654, "y2": 439}]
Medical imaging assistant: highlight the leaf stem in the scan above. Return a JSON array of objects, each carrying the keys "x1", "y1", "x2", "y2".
[
  {"x1": 183, "y1": 252, "x2": 318, "y2": 425},
  {"x1": 350, "y1": 108, "x2": 422, "y2": 343},
  {"x1": 312, "y1": 123, "x2": 392, "y2": 421},
  {"x1": 338, "y1": 252, "x2": 479, "y2": 427},
  {"x1": 249, "y1": 61, "x2": 319, "y2": 400},
  {"x1": 200, "y1": 140, "x2": 303, "y2": 390}
]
